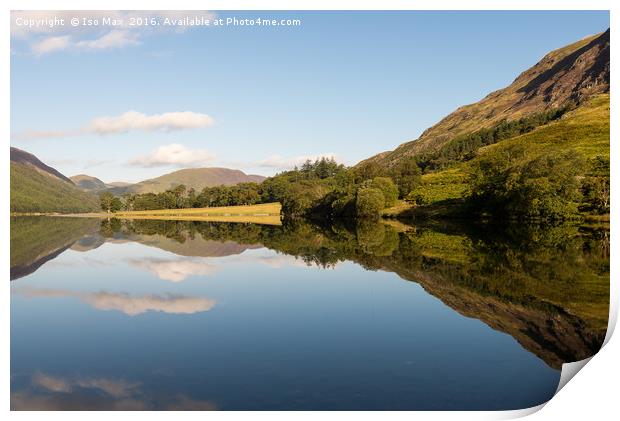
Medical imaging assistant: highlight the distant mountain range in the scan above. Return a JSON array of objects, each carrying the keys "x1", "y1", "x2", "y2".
[
  {"x1": 102, "y1": 168, "x2": 266, "y2": 195},
  {"x1": 11, "y1": 147, "x2": 267, "y2": 213}
]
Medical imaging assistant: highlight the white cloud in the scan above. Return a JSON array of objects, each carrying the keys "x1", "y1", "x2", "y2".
[
  {"x1": 29, "y1": 31, "x2": 140, "y2": 55},
  {"x1": 31, "y1": 35, "x2": 71, "y2": 55},
  {"x1": 75, "y1": 30, "x2": 140, "y2": 51},
  {"x1": 258, "y1": 153, "x2": 338, "y2": 170},
  {"x1": 11, "y1": 11, "x2": 217, "y2": 55},
  {"x1": 90, "y1": 111, "x2": 214, "y2": 134},
  {"x1": 129, "y1": 144, "x2": 215, "y2": 168},
  {"x1": 12, "y1": 111, "x2": 214, "y2": 140}
]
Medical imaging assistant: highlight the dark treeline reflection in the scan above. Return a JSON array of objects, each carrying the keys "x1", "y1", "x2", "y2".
[{"x1": 11, "y1": 216, "x2": 609, "y2": 369}]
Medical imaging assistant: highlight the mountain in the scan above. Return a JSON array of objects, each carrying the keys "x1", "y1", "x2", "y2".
[
  {"x1": 70, "y1": 174, "x2": 108, "y2": 192},
  {"x1": 10, "y1": 147, "x2": 99, "y2": 213},
  {"x1": 10, "y1": 147, "x2": 73, "y2": 183},
  {"x1": 107, "y1": 181, "x2": 132, "y2": 188},
  {"x1": 364, "y1": 29, "x2": 610, "y2": 167},
  {"x1": 109, "y1": 167, "x2": 266, "y2": 195}
]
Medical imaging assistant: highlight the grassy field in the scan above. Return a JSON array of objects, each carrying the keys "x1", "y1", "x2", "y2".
[{"x1": 112, "y1": 202, "x2": 282, "y2": 225}]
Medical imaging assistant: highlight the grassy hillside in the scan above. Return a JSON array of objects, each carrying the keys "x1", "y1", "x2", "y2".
[
  {"x1": 408, "y1": 94, "x2": 609, "y2": 210},
  {"x1": 11, "y1": 162, "x2": 100, "y2": 213},
  {"x1": 110, "y1": 167, "x2": 266, "y2": 195},
  {"x1": 364, "y1": 30, "x2": 609, "y2": 167}
]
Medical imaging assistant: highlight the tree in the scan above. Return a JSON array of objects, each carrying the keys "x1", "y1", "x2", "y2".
[
  {"x1": 121, "y1": 193, "x2": 136, "y2": 211},
  {"x1": 581, "y1": 176, "x2": 610, "y2": 214},
  {"x1": 186, "y1": 188, "x2": 196, "y2": 208},
  {"x1": 470, "y1": 146, "x2": 586, "y2": 220},
  {"x1": 110, "y1": 197, "x2": 122, "y2": 212},
  {"x1": 99, "y1": 192, "x2": 116, "y2": 213},
  {"x1": 370, "y1": 177, "x2": 399, "y2": 207},
  {"x1": 171, "y1": 185, "x2": 187, "y2": 208},
  {"x1": 353, "y1": 161, "x2": 387, "y2": 184},
  {"x1": 390, "y1": 156, "x2": 421, "y2": 197},
  {"x1": 355, "y1": 187, "x2": 385, "y2": 219}
]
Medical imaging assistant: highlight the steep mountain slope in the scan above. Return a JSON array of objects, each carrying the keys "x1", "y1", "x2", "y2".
[
  {"x1": 70, "y1": 174, "x2": 108, "y2": 192},
  {"x1": 10, "y1": 147, "x2": 73, "y2": 183},
  {"x1": 10, "y1": 147, "x2": 99, "y2": 213},
  {"x1": 109, "y1": 168, "x2": 266, "y2": 195},
  {"x1": 364, "y1": 30, "x2": 609, "y2": 167}
]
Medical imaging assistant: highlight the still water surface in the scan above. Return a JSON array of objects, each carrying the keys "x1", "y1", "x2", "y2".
[{"x1": 10, "y1": 217, "x2": 609, "y2": 410}]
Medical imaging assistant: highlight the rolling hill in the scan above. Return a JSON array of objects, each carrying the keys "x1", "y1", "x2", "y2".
[
  {"x1": 363, "y1": 29, "x2": 609, "y2": 167},
  {"x1": 108, "y1": 167, "x2": 266, "y2": 195},
  {"x1": 10, "y1": 147, "x2": 100, "y2": 213},
  {"x1": 69, "y1": 174, "x2": 108, "y2": 192}
]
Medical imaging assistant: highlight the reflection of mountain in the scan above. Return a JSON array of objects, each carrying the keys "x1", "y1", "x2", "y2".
[
  {"x1": 95, "y1": 219, "x2": 609, "y2": 368},
  {"x1": 273, "y1": 222, "x2": 608, "y2": 369},
  {"x1": 379, "y1": 255, "x2": 603, "y2": 369},
  {"x1": 70, "y1": 234, "x2": 106, "y2": 252},
  {"x1": 10, "y1": 216, "x2": 609, "y2": 369},
  {"x1": 118, "y1": 234, "x2": 261, "y2": 258},
  {"x1": 10, "y1": 217, "x2": 261, "y2": 281},
  {"x1": 10, "y1": 217, "x2": 101, "y2": 280}
]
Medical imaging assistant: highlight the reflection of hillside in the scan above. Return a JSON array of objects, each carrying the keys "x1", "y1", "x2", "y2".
[
  {"x1": 10, "y1": 217, "x2": 101, "y2": 280},
  {"x1": 376, "y1": 255, "x2": 605, "y2": 370},
  {"x1": 256, "y1": 220, "x2": 609, "y2": 369},
  {"x1": 70, "y1": 234, "x2": 106, "y2": 252},
  {"x1": 10, "y1": 216, "x2": 609, "y2": 369},
  {"x1": 121, "y1": 234, "x2": 260, "y2": 258}
]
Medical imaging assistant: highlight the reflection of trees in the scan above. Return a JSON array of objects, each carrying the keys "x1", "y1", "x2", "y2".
[
  {"x1": 11, "y1": 215, "x2": 610, "y2": 368},
  {"x1": 95, "y1": 217, "x2": 609, "y2": 368}
]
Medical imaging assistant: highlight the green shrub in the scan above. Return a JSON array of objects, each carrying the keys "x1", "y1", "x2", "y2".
[
  {"x1": 370, "y1": 177, "x2": 399, "y2": 207},
  {"x1": 355, "y1": 188, "x2": 385, "y2": 219}
]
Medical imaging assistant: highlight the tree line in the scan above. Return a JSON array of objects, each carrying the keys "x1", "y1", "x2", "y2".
[
  {"x1": 416, "y1": 105, "x2": 574, "y2": 172},
  {"x1": 99, "y1": 157, "x2": 422, "y2": 220}
]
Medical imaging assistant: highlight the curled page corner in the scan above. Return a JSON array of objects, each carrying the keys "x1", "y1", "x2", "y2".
[
  {"x1": 555, "y1": 357, "x2": 593, "y2": 394},
  {"x1": 495, "y1": 402, "x2": 547, "y2": 419}
]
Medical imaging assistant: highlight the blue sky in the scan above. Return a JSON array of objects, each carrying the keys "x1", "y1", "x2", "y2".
[{"x1": 10, "y1": 11, "x2": 609, "y2": 183}]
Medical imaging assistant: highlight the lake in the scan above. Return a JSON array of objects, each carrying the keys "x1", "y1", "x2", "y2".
[{"x1": 10, "y1": 216, "x2": 609, "y2": 410}]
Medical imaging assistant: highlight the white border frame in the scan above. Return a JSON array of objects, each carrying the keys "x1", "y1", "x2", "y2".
[{"x1": 2, "y1": 1, "x2": 616, "y2": 420}]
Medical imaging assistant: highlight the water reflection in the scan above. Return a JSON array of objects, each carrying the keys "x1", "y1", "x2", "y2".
[
  {"x1": 13, "y1": 287, "x2": 216, "y2": 316},
  {"x1": 12, "y1": 372, "x2": 217, "y2": 410},
  {"x1": 10, "y1": 216, "x2": 609, "y2": 410}
]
